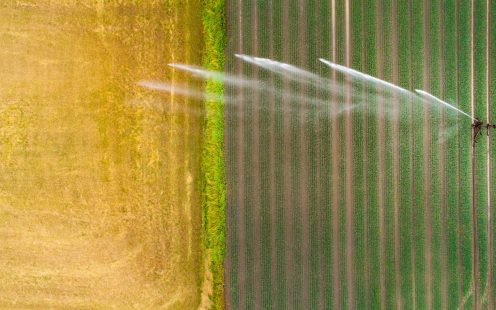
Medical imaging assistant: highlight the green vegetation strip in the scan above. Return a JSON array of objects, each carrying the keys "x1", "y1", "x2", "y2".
[{"x1": 202, "y1": 0, "x2": 226, "y2": 308}]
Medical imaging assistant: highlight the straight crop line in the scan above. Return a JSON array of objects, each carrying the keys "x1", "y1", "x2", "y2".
[
  {"x1": 376, "y1": 0, "x2": 387, "y2": 308},
  {"x1": 439, "y1": 0, "x2": 449, "y2": 308},
  {"x1": 330, "y1": 1, "x2": 342, "y2": 308},
  {"x1": 268, "y1": 0, "x2": 278, "y2": 306},
  {"x1": 486, "y1": 0, "x2": 494, "y2": 310},
  {"x1": 486, "y1": 0, "x2": 494, "y2": 308},
  {"x1": 455, "y1": 0, "x2": 464, "y2": 307},
  {"x1": 408, "y1": 0, "x2": 417, "y2": 307},
  {"x1": 423, "y1": 0, "x2": 433, "y2": 309},
  {"x1": 315, "y1": 1, "x2": 325, "y2": 309},
  {"x1": 290, "y1": 6, "x2": 300, "y2": 305},
  {"x1": 224, "y1": 0, "x2": 233, "y2": 306},
  {"x1": 344, "y1": 0, "x2": 355, "y2": 308},
  {"x1": 391, "y1": 0, "x2": 402, "y2": 309},
  {"x1": 470, "y1": 0, "x2": 480, "y2": 308},
  {"x1": 282, "y1": 1, "x2": 293, "y2": 309},
  {"x1": 236, "y1": 0, "x2": 246, "y2": 308},
  {"x1": 298, "y1": 1, "x2": 311, "y2": 307},
  {"x1": 251, "y1": 1, "x2": 262, "y2": 309},
  {"x1": 361, "y1": 0, "x2": 371, "y2": 308},
  {"x1": 298, "y1": 0, "x2": 311, "y2": 305}
]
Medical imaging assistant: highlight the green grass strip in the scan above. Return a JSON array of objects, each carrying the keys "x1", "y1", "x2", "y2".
[{"x1": 202, "y1": 0, "x2": 226, "y2": 308}]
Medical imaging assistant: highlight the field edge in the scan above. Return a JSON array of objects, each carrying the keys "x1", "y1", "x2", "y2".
[{"x1": 201, "y1": 0, "x2": 227, "y2": 309}]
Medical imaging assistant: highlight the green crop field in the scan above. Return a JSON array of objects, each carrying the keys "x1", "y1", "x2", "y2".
[{"x1": 225, "y1": 0, "x2": 496, "y2": 309}]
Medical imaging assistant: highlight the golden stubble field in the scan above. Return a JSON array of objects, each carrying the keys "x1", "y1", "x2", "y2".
[{"x1": 0, "y1": 1, "x2": 205, "y2": 308}]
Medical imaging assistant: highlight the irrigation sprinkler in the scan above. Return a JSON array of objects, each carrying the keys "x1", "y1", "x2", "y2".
[
  {"x1": 153, "y1": 57, "x2": 490, "y2": 306},
  {"x1": 318, "y1": 58, "x2": 494, "y2": 151},
  {"x1": 157, "y1": 56, "x2": 495, "y2": 150},
  {"x1": 472, "y1": 118, "x2": 496, "y2": 147},
  {"x1": 414, "y1": 90, "x2": 495, "y2": 147},
  {"x1": 318, "y1": 59, "x2": 490, "y2": 309},
  {"x1": 157, "y1": 56, "x2": 495, "y2": 151}
]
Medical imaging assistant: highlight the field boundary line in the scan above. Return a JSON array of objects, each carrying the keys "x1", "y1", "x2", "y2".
[
  {"x1": 375, "y1": 0, "x2": 387, "y2": 307},
  {"x1": 361, "y1": 0, "x2": 371, "y2": 307},
  {"x1": 251, "y1": 2, "x2": 262, "y2": 309},
  {"x1": 330, "y1": 0, "x2": 342, "y2": 308},
  {"x1": 486, "y1": 0, "x2": 494, "y2": 308},
  {"x1": 439, "y1": 0, "x2": 449, "y2": 308},
  {"x1": 298, "y1": 0, "x2": 311, "y2": 307},
  {"x1": 408, "y1": 0, "x2": 418, "y2": 307},
  {"x1": 236, "y1": 0, "x2": 246, "y2": 308},
  {"x1": 391, "y1": 0, "x2": 402, "y2": 309},
  {"x1": 422, "y1": 0, "x2": 433, "y2": 308},
  {"x1": 344, "y1": 0, "x2": 355, "y2": 308},
  {"x1": 469, "y1": 0, "x2": 480, "y2": 307},
  {"x1": 455, "y1": 0, "x2": 464, "y2": 307}
]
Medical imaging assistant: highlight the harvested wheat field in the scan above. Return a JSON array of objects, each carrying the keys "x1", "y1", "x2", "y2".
[{"x1": 0, "y1": 1, "x2": 205, "y2": 308}]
